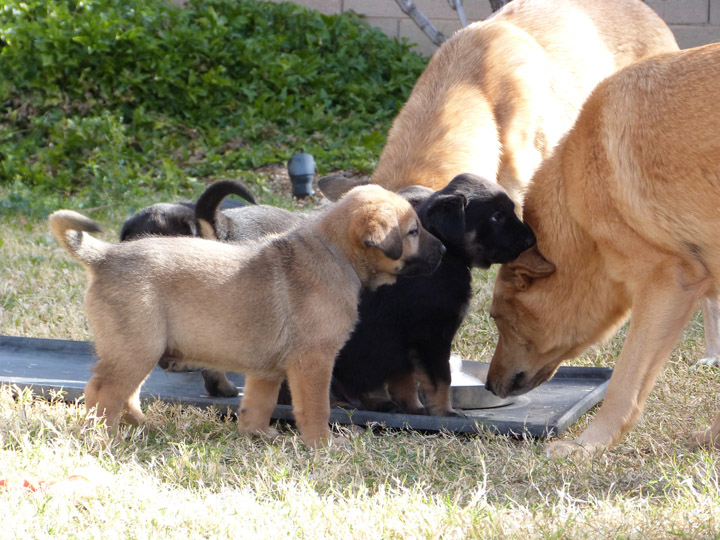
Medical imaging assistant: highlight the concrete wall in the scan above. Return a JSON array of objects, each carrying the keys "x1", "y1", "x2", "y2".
[{"x1": 266, "y1": 0, "x2": 720, "y2": 56}]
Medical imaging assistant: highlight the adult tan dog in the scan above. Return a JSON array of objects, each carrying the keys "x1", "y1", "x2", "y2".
[
  {"x1": 371, "y1": 0, "x2": 678, "y2": 205},
  {"x1": 485, "y1": 43, "x2": 720, "y2": 457},
  {"x1": 49, "y1": 185, "x2": 445, "y2": 448}
]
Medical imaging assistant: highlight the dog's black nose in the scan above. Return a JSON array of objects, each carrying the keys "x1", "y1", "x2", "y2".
[
  {"x1": 484, "y1": 378, "x2": 495, "y2": 395},
  {"x1": 524, "y1": 229, "x2": 536, "y2": 249},
  {"x1": 510, "y1": 371, "x2": 526, "y2": 393}
]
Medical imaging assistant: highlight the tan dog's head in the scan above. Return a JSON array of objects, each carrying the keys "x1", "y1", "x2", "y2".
[
  {"x1": 485, "y1": 245, "x2": 629, "y2": 398},
  {"x1": 321, "y1": 184, "x2": 445, "y2": 289}
]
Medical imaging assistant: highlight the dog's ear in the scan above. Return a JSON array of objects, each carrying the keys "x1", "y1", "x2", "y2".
[
  {"x1": 362, "y1": 222, "x2": 404, "y2": 260},
  {"x1": 397, "y1": 185, "x2": 433, "y2": 208},
  {"x1": 168, "y1": 214, "x2": 197, "y2": 237},
  {"x1": 505, "y1": 245, "x2": 555, "y2": 291},
  {"x1": 318, "y1": 174, "x2": 370, "y2": 202},
  {"x1": 423, "y1": 193, "x2": 467, "y2": 245}
]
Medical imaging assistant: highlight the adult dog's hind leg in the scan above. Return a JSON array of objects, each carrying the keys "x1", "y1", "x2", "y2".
[{"x1": 697, "y1": 293, "x2": 720, "y2": 366}]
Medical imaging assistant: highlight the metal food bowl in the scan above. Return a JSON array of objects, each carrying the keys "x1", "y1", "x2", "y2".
[{"x1": 450, "y1": 355, "x2": 514, "y2": 409}]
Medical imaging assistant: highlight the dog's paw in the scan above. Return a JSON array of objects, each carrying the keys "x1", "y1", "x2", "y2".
[
  {"x1": 202, "y1": 370, "x2": 239, "y2": 398},
  {"x1": 543, "y1": 439, "x2": 605, "y2": 459},
  {"x1": 693, "y1": 355, "x2": 720, "y2": 368},
  {"x1": 238, "y1": 425, "x2": 280, "y2": 441},
  {"x1": 331, "y1": 434, "x2": 350, "y2": 448},
  {"x1": 689, "y1": 428, "x2": 720, "y2": 449},
  {"x1": 444, "y1": 408, "x2": 467, "y2": 418},
  {"x1": 303, "y1": 432, "x2": 346, "y2": 450}
]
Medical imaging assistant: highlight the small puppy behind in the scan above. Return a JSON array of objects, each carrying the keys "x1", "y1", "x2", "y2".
[
  {"x1": 320, "y1": 173, "x2": 536, "y2": 415},
  {"x1": 197, "y1": 192, "x2": 305, "y2": 242},
  {"x1": 120, "y1": 179, "x2": 258, "y2": 398},
  {"x1": 120, "y1": 179, "x2": 257, "y2": 241},
  {"x1": 50, "y1": 185, "x2": 445, "y2": 448}
]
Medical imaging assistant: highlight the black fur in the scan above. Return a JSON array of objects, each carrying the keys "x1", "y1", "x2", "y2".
[{"x1": 120, "y1": 180, "x2": 256, "y2": 241}]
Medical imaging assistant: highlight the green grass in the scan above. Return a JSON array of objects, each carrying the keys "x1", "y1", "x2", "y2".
[
  {"x1": 0, "y1": 0, "x2": 428, "y2": 215},
  {"x1": 1, "y1": 186, "x2": 719, "y2": 539}
]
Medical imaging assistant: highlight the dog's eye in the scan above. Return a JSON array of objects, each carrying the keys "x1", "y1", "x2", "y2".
[
  {"x1": 407, "y1": 228, "x2": 419, "y2": 237},
  {"x1": 490, "y1": 212, "x2": 503, "y2": 223}
]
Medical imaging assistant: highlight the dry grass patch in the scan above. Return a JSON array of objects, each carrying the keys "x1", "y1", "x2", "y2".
[{"x1": 1, "y1": 198, "x2": 719, "y2": 539}]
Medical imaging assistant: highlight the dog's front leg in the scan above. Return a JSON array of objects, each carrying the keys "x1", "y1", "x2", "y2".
[
  {"x1": 546, "y1": 261, "x2": 708, "y2": 458},
  {"x1": 386, "y1": 373, "x2": 424, "y2": 414},
  {"x1": 696, "y1": 293, "x2": 720, "y2": 367},
  {"x1": 237, "y1": 376, "x2": 282, "y2": 439},
  {"x1": 285, "y1": 353, "x2": 335, "y2": 449}
]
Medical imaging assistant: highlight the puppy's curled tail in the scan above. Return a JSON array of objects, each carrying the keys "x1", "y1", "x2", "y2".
[
  {"x1": 49, "y1": 210, "x2": 107, "y2": 267},
  {"x1": 196, "y1": 179, "x2": 257, "y2": 240}
]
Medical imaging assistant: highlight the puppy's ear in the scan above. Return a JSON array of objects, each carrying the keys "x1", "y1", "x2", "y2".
[
  {"x1": 169, "y1": 215, "x2": 198, "y2": 237},
  {"x1": 318, "y1": 175, "x2": 369, "y2": 202},
  {"x1": 397, "y1": 185, "x2": 433, "y2": 208},
  {"x1": 423, "y1": 193, "x2": 467, "y2": 245},
  {"x1": 363, "y1": 223, "x2": 403, "y2": 260},
  {"x1": 505, "y1": 245, "x2": 555, "y2": 291}
]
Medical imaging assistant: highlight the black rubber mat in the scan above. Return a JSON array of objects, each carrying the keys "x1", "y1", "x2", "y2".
[{"x1": 0, "y1": 335, "x2": 612, "y2": 439}]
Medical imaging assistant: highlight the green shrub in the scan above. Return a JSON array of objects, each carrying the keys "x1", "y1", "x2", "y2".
[{"x1": 0, "y1": 0, "x2": 427, "y2": 213}]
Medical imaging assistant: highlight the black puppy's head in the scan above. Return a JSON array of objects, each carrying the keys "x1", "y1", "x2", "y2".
[{"x1": 418, "y1": 173, "x2": 536, "y2": 268}]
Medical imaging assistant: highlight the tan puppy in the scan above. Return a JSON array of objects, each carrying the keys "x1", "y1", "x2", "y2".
[
  {"x1": 485, "y1": 44, "x2": 720, "y2": 457},
  {"x1": 49, "y1": 185, "x2": 445, "y2": 448},
  {"x1": 372, "y1": 0, "x2": 677, "y2": 204}
]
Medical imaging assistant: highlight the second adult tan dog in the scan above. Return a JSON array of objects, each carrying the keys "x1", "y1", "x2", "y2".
[
  {"x1": 485, "y1": 44, "x2": 720, "y2": 457},
  {"x1": 49, "y1": 185, "x2": 445, "y2": 448},
  {"x1": 372, "y1": 0, "x2": 677, "y2": 204}
]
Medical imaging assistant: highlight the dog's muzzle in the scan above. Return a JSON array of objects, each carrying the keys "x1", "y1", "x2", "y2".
[{"x1": 402, "y1": 241, "x2": 446, "y2": 276}]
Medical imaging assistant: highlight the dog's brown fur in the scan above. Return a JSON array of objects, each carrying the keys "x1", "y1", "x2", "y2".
[
  {"x1": 485, "y1": 44, "x2": 720, "y2": 457},
  {"x1": 49, "y1": 185, "x2": 444, "y2": 448},
  {"x1": 372, "y1": 0, "x2": 677, "y2": 205}
]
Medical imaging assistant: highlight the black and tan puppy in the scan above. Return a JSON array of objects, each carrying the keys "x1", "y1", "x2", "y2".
[
  {"x1": 120, "y1": 179, "x2": 259, "y2": 399},
  {"x1": 50, "y1": 185, "x2": 445, "y2": 448},
  {"x1": 120, "y1": 179, "x2": 257, "y2": 241},
  {"x1": 321, "y1": 174, "x2": 535, "y2": 415}
]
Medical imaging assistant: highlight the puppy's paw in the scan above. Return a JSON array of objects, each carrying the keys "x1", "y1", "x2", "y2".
[
  {"x1": 424, "y1": 407, "x2": 466, "y2": 417},
  {"x1": 544, "y1": 439, "x2": 605, "y2": 459},
  {"x1": 159, "y1": 356, "x2": 198, "y2": 372},
  {"x1": 238, "y1": 425, "x2": 280, "y2": 441},
  {"x1": 202, "y1": 370, "x2": 239, "y2": 398},
  {"x1": 303, "y1": 432, "x2": 342, "y2": 450},
  {"x1": 331, "y1": 434, "x2": 350, "y2": 448}
]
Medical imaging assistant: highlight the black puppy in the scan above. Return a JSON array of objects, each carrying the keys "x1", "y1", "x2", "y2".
[
  {"x1": 120, "y1": 179, "x2": 258, "y2": 398},
  {"x1": 321, "y1": 173, "x2": 535, "y2": 416}
]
